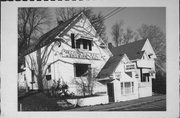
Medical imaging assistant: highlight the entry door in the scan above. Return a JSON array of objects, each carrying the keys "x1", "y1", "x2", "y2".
[{"x1": 107, "y1": 83, "x2": 114, "y2": 102}]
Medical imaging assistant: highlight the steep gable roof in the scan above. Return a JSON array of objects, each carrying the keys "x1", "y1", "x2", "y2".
[
  {"x1": 96, "y1": 54, "x2": 124, "y2": 79},
  {"x1": 111, "y1": 39, "x2": 147, "y2": 60},
  {"x1": 24, "y1": 12, "x2": 84, "y2": 55}
]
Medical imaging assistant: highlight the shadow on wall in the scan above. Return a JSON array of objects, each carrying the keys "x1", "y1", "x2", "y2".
[{"x1": 152, "y1": 71, "x2": 166, "y2": 94}]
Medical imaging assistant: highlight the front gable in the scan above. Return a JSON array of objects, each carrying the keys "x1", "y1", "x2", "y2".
[{"x1": 141, "y1": 39, "x2": 157, "y2": 59}]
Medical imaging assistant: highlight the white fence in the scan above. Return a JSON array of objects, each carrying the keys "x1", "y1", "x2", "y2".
[{"x1": 67, "y1": 95, "x2": 109, "y2": 107}]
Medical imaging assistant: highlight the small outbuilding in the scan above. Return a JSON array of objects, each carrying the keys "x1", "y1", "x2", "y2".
[{"x1": 96, "y1": 39, "x2": 156, "y2": 102}]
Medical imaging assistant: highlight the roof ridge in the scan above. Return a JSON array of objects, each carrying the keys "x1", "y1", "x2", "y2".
[
  {"x1": 24, "y1": 12, "x2": 84, "y2": 56},
  {"x1": 116, "y1": 39, "x2": 147, "y2": 48}
]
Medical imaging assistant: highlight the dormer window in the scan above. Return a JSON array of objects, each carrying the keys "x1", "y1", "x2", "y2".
[
  {"x1": 76, "y1": 39, "x2": 92, "y2": 51},
  {"x1": 71, "y1": 33, "x2": 92, "y2": 51}
]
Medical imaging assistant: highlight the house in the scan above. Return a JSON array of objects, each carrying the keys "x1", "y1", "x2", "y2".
[
  {"x1": 21, "y1": 12, "x2": 111, "y2": 96},
  {"x1": 96, "y1": 39, "x2": 157, "y2": 102}
]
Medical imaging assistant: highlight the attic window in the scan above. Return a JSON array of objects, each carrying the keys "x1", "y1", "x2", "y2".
[
  {"x1": 76, "y1": 39, "x2": 92, "y2": 51},
  {"x1": 71, "y1": 33, "x2": 92, "y2": 51}
]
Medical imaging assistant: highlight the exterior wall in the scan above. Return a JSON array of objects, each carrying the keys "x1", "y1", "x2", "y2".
[
  {"x1": 23, "y1": 15, "x2": 110, "y2": 95},
  {"x1": 18, "y1": 71, "x2": 27, "y2": 89},
  {"x1": 108, "y1": 56, "x2": 139, "y2": 102}
]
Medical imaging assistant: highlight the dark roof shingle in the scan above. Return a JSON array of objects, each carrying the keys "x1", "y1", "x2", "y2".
[
  {"x1": 111, "y1": 39, "x2": 147, "y2": 60},
  {"x1": 96, "y1": 55, "x2": 124, "y2": 78}
]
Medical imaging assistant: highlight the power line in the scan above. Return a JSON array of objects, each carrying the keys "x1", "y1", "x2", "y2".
[
  {"x1": 101, "y1": 7, "x2": 122, "y2": 20},
  {"x1": 82, "y1": 7, "x2": 126, "y2": 38},
  {"x1": 102, "y1": 7, "x2": 126, "y2": 21}
]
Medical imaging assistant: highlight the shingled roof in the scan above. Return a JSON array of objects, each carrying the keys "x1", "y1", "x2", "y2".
[
  {"x1": 96, "y1": 54, "x2": 124, "y2": 79},
  {"x1": 24, "y1": 12, "x2": 83, "y2": 56},
  {"x1": 111, "y1": 39, "x2": 147, "y2": 60}
]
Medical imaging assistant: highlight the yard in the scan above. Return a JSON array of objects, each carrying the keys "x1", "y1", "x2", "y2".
[{"x1": 18, "y1": 91, "x2": 75, "y2": 111}]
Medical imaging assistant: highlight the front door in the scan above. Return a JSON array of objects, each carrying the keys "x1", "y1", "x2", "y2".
[{"x1": 107, "y1": 83, "x2": 114, "y2": 102}]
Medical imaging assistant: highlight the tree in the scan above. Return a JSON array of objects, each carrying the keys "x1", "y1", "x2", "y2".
[
  {"x1": 18, "y1": 8, "x2": 50, "y2": 55},
  {"x1": 55, "y1": 7, "x2": 107, "y2": 43},
  {"x1": 137, "y1": 24, "x2": 166, "y2": 72},
  {"x1": 111, "y1": 20, "x2": 124, "y2": 47},
  {"x1": 26, "y1": 44, "x2": 54, "y2": 91},
  {"x1": 123, "y1": 27, "x2": 135, "y2": 44},
  {"x1": 18, "y1": 8, "x2": 52, "y2": 90},
  {"x1": 73, "y1": 67, "x2": 98, "y2": 97}
]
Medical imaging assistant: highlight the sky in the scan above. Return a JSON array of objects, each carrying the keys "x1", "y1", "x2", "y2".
[
  {"x1": 92, "y1": 7, "x2": 166, "y2": 44},
  {"x1": 48, "y1": 7, "x2": 165, "y2": 45}
]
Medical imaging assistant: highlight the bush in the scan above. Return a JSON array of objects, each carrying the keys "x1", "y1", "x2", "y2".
[{"x1": 152, "y1": 71, "x2": 166, "y2": 94}]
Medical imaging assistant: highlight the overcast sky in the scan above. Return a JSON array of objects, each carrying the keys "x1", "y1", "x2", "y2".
[{"x1": 92, "y1": 7, "x2": 166, "y2": 44}]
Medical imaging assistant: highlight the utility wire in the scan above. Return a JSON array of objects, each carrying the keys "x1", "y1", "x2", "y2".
[
  {"x1": 102, "y1": 7, "x2": 126, "y2": 21},
  {"x1": 86, "y1": 7, "x2": 126, "y2": 30},
  {"x1": 101, "y1": 7, "x2": 122, "y2": 20}
]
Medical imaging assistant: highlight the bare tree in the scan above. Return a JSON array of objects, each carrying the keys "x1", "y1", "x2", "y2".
[
  {"x1": 18, "y1": 8, "x2": 50, "y2": 54},
  {"x1": 56, "y1": 7, "x2": 107, "y2": 43},
  {"x1": 123, "y1": 27, "x2": 135, "y2": 44},
  {"x1": 73, "y1": 68, "x2": 98, "y2": 96},
  {"x1": 111, "y1": 21, "x2": 124, "y2": 47},
  {"x1": 18, "y1": 8, "x2": 52, "y2": 85},
  {"x1": 137, "y1": 24, "x2": 166, "y2": 72},
  {"x1": 26, "y1": 41, "x2": 74, "y2": 91},
  {"x1": 26, "y1": 44, "x2": 54, "y2": 91}
]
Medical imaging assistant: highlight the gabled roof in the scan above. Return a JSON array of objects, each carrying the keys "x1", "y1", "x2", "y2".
[
  {"x1": 96, "y1": 54, "x2": 124, "y2": 79},
  {"x1": 24, "y1": 12, "x2": 84, "y2": 55},
  {"x1": 111, "y1": 39, "x2": 147, "y2": 60}
]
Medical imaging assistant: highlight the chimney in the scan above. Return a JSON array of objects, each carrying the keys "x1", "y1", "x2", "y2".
[
  {"x1": 108, "y1": 43, "x2": 113, "y2": 51},
  {"x1": 71, "y1": 33, "x2": 75, "y2": 48}
]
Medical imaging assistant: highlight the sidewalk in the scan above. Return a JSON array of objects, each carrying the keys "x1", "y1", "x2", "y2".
[{"x1": 68, "y1": 94, "x2": 166, "y2": 111}]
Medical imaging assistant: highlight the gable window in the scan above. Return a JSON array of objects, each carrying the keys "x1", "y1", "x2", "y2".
[
  {"x1": 71, "y1": 33, "x2": 92, "y2": 51},
  {"x1": 74, "y1": 63, "x2": 91, "y2": 77},
  {"x1": 76, "y1": 39, "x2": 92, "y2": 51}
]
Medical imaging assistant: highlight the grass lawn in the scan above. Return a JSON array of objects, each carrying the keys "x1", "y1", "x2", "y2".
[{"x1": 18, "y1": 92, "x2": 74, "y2": 111}]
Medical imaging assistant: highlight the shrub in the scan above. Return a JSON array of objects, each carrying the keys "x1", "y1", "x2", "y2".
[{"x1": 152, "y1": 71, "x2": 166, "y2": 94}]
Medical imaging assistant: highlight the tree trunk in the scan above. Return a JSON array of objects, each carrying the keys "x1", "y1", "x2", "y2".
[
  {"x1": 37, "y1": 49, "x2": 44, "y2": 91},
  {"x1": 37, "y1": 75, "x2": 44, "y2": 92}
]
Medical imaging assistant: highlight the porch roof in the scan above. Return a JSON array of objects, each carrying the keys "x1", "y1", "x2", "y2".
[{"x1": 96, "y1": 55, "x2": 124, "y2": 79}]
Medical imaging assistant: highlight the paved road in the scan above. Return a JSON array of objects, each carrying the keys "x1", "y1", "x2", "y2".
[
  {"x1": 109, "y1": 99, "x2": 166, "y2": 111},
  {"x1": 69, "y1": 95, "x2": 166, "y2": 111}
]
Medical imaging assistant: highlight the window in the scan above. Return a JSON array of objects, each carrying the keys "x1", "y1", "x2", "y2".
[
  {"x1": 76, "y1": 39, "x2": 92, "y2": 51},
  {"x1": 141, "y1": 73, "x2": 150, "y2": 82},
  {"x1": 121, "y1": 82, "x2": 134, "y2": 95},
  {"x1": 124, "y1": 82, "x2": 131, "y2": 94},
  {"x1": 132, "y1": 82, "x2": 134, "y2": 93},
  {"x1": 121, "y1": 83, "x2": 123, "y2": 95},
  {"x1": 47, "y1": 65, "x2": 51, "y2": 73},
  {"x1": 31, "y1": 70, "x2": 35, "y2": 82},
  {"x1": 74, "y1": 63, "x2": 91, "y2": 77}
]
